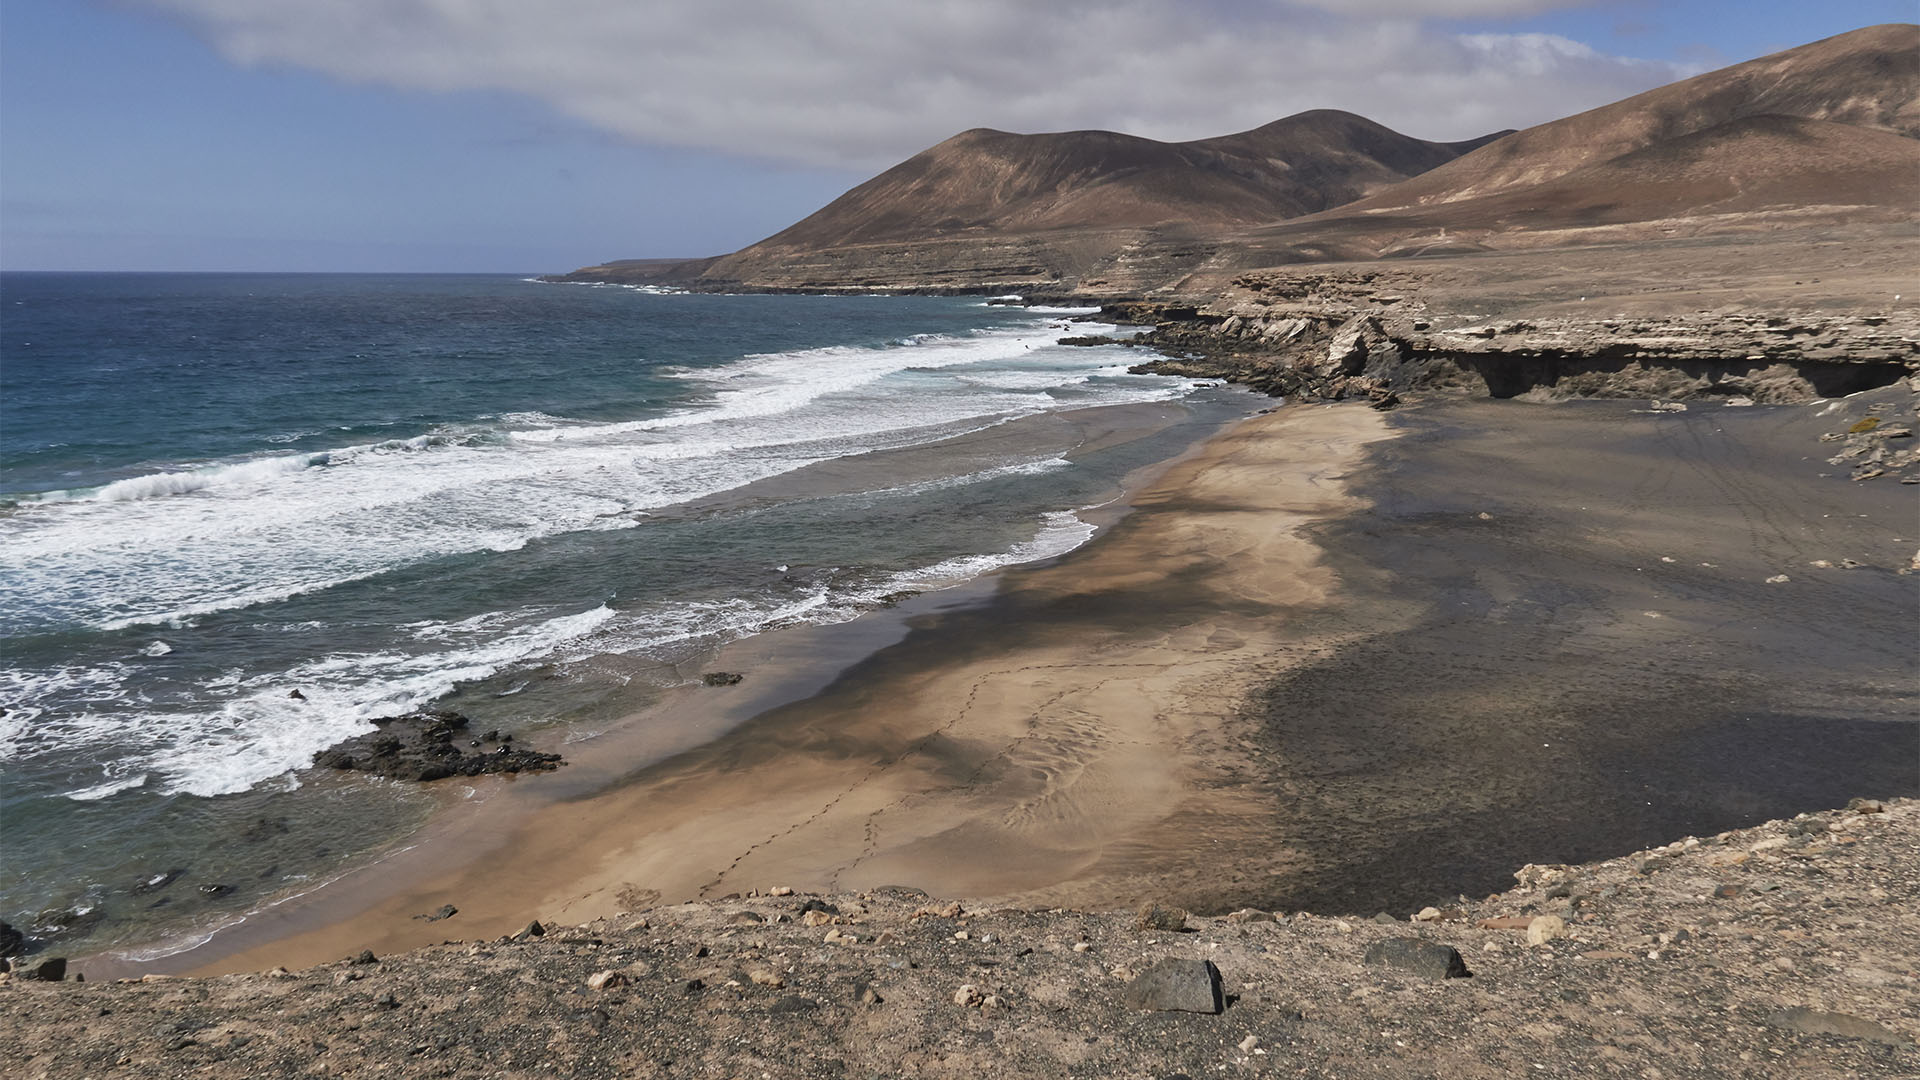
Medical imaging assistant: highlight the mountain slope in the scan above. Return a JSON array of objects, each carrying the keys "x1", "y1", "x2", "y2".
[
  {"x1": 553, "y1": 24, "x2": 1918, "y2": 293},
  {"x1": 1348, "y1": 23, "x2": 1919, "y2": 215},
  {"x1": 739, "y1": 110, "x2": 1506, "y2": 252}
]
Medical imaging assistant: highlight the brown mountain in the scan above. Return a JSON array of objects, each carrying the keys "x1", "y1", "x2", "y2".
[
  {"x1": 1350, "y1": 23, "x2": 1919, "y2": 216},
  {"x1": 555, "y1": 24, "x2": 1918, "y2": 293},
  {"x1": 556, "y1": 112, "x2": 1506, "y2": 290},
  {"x1": 1225, "y1": 25, "x2": 1920, "y2": 267},
  {"x1": 747, "y1": 111, "x2": 1505, "y2": 250}
]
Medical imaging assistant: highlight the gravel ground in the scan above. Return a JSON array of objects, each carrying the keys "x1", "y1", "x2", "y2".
[{"x1": 2, "y1": 799, "x2": 1914, "y2": 1079}]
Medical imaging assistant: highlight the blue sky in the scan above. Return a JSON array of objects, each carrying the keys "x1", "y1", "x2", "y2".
[{"x1": 2, "y1": 1, "x2": 1910, "y2": 273}]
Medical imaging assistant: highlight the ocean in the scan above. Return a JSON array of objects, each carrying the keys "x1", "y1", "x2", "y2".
[{"x1": 0, "y1": 272, "x2": 1256, "y2": 961}]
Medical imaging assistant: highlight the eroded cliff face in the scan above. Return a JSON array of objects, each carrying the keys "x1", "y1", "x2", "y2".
[{"x1": 1105, "y1": 269, "x2": 1919, "y2": 412}]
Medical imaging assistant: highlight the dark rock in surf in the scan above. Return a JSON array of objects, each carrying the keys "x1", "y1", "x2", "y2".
[
  {"x1": 133, "y1": 869, "x2": 186, "y2": 895},
  {"x1": 311, "y1": 710, "x2": 563, "y2": 782}
]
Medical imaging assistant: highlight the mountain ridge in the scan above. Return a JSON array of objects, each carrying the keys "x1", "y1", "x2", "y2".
[
  {"x1": 742, "y1": 109, "x2": 1511, "y2": 252},
  {"x1": 553, "y1": 23, "x2": 1919, "y2": 295}
]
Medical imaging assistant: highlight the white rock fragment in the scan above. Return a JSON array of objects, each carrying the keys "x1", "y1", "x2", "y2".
[{"x1": 1526, "y1": 915, "x2": 1568, "y2": 946}]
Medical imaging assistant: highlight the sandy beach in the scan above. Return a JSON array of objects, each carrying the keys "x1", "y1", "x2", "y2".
[
  {"x1": 110, "y1": 383, "x2": 1910, "y2": 981},
  {"x1": 172, "y1": 399, "x2": 1392, "y2": 975}
]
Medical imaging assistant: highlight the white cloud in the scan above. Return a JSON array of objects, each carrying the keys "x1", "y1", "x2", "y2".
[
  {"x1": 133, "y1": 0, "x2": 1687, "y2": 170},
  {"x1": 1283, "y1": 0, "x2": 1594, "y2": 15}
]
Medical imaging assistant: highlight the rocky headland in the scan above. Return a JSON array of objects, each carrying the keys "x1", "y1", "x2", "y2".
[
  {"x1": 1100, "y1": 265, "x2": 1919, "y2": 419},
  {"x1": 2, "y1": 799, "x2": 1913, "y2": 1078}
]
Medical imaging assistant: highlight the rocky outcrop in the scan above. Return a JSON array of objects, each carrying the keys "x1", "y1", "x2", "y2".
[
  {"x1": 3, "y1": 799, "x2": 1913, "y2": 1077},
  {"x1": 311, "y1": 711, "x2": 563, "y2": 783},
  {"x1": 1109, "y1": 270, "x2": 1919, "y2": 407},
  {"x1": 1818, "y1": 401, "x2": 1920, "y2": 483}
]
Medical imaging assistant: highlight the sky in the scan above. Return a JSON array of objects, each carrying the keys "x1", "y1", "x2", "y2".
[{"x1": 1, "y1": 1, "x2": 1911, "y2": 273}]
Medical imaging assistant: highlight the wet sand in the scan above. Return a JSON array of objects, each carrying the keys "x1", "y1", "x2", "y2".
[
  {"x1": 160, "y1": 388, "x2": 1917, "y2": 977},
  {"x1": 1229, "y1": 395, "x2": 1919, "y2": 914}
]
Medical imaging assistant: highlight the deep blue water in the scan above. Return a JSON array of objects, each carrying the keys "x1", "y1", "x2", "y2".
[{"x1": 0, "y1": 271, "x2": 1250, "y2": 961}]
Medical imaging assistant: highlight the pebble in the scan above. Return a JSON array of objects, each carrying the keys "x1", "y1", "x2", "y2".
[
  {"x1": 1526, "y1": 915, "x2": 1568, "y2": 946},
  {"x1": 586, "y1": 970, "x2": 628, "y2": 991}
]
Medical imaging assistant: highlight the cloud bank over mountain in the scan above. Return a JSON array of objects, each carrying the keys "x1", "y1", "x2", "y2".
[{"x1": 137, "y1": 0, "x2": 1689, "y2": 168}]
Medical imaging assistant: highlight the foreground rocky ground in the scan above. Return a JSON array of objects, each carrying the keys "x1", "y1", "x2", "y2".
[{"x1": 2, "y1": 799, "x2": 1913, "y2": 1078}]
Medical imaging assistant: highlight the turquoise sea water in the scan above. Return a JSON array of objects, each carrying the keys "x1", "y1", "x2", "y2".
[{"x1": 0, "y1": 272, "x2": 1252, "y2": 960}]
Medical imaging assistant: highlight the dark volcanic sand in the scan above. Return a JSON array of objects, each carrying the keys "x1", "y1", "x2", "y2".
[{"x1": 1240, "y1": 393, "x2": 1918, "y2": 915}]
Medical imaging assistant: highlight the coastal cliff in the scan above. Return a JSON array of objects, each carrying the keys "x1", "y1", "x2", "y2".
[{"x1": 1102, "y1": 266, "x2": 1920, "y2": 419}]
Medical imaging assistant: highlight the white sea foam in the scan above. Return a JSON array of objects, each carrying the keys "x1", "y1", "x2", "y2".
[
  {"x1": 556, "y1": 502, "x2": 1103, "y2": 669},
  {"x1": 3, "y1": 605, "x2": 618, "y2": 798},
  {"x1": 64, "y1": 772, "x2": 149, "y2": 801},
  {"x1": 2, "y1": 311, "x2": 1196, "y2": 797},
  {"x1": 0, "y1": 321, "x2": 1181, "y2": 635},
  {"x1": 55, "y1": 454, "x2": 329, "y2": 504},
  {"x1": 873, "y1": 510, "x2": 1098, "y2": 594}
]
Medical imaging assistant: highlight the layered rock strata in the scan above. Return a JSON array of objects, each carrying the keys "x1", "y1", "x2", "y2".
[{"x1": 1108, "y1": 270, "x2": 1919, "y2": 407}]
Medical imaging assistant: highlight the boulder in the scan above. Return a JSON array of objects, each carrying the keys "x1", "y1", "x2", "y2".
[
  {"x1": 312, "y1": 710, "x2": 563, "y2": 782},
  {"x1": 1135, "y1": 904, "x2": 1188, "y2": 932},
  {"x1": 1362, "y1": 939, "x2": 1470, "y2": 980},
  {"x1": 1121, "y1": 959, "x2": 1223, "y2": 1014}
]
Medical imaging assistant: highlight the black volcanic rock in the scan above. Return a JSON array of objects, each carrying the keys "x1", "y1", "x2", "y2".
[{"x1": 312, "y1": 710, "x2": 562, "y2": 782}]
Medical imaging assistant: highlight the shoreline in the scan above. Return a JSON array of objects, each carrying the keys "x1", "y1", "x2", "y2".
[
  {"x1": 74, "y1": 383, "x2": 1918, "y2": 982},
  {"x1": 52, "y1": 389, "x2": 1264, "y2": 978},
  {"x1": 133, "y1": 399, "x2": 1389, "y2": 977}
]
